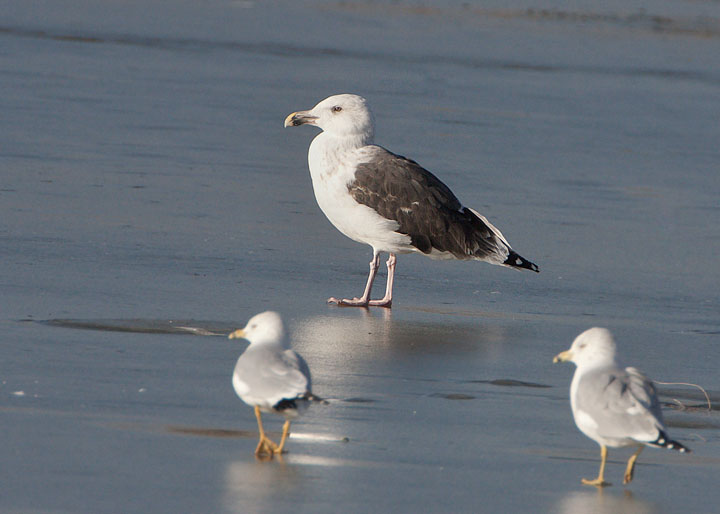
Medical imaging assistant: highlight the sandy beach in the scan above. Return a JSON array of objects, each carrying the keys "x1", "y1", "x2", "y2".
[{"x1": 1, "y1": 1, "x2": 719, "y2": 512}]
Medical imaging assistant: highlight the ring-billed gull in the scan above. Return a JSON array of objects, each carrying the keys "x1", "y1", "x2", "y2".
[
  {"x1": 229, "y1": 311, "x2": 324, "y2": 457},
  {"x1": 284, "y1": 94, "x2": 538, "y2": 308},
  {"x1": 553, "y1": 327, "x2": 690, "y2": 486}
]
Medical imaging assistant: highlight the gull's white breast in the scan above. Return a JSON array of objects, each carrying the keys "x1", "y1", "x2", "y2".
[{"x1": 307, "y1": 133, "x2": 412, "y2": 253}]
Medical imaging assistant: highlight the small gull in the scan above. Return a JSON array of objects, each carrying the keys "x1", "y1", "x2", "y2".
[
  {"x1": 554, "y1": 327, "x2": 690, "y2": 487},
  {"x1": 228, "y1": 311, "x2": 324, "y2": 457},
  {"x1": 284, "y1": 94, "x2": 538, "y2": 308}
]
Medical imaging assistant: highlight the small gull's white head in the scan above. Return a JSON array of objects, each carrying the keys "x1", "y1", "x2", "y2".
[
  {"x1": 553, "y1": 327, "x2": 618, "y2": 370},
  {"x1": 284, "y1": 94, "x2": 375, "y2": 142},
  {"x1": 228, "y1": 311, "x2": 288, "y2": 347}
]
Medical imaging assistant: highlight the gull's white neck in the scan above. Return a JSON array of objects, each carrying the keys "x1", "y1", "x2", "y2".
[{"x1": 308, "y1": 132, "x2": 373, "y2": 181}]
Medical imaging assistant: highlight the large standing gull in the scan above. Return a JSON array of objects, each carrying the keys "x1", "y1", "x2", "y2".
[
  {"x1": 228, "y1": 311, "x2": 324, "y2": 457},
  {"x1": 284, "y1": 94, "x2": 538, "y2": 308},
  {"x1": 553, "y1": 327, "x2": 690, "y2": 487}
]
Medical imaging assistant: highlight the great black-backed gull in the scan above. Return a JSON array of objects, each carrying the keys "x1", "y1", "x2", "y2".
[
  {"x1": 229, "y1": 311, "x2": 324, "y2": 458},
  {"x1": 284, "y1": 94, "x2": 538, "y2": 308},
  {"x1": 554, "y1": 328, "x2": 690, "y2": 487}
]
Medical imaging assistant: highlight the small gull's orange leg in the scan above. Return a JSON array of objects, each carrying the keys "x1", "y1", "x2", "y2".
[
  {"x1": 582, "y1": 445, "x2": 611, "y2": 487},
  {"x1": 623, "y1": 446, "x2": 644, "y2": 485},
  {"x1": 274, "y1": 420, "x2": 292, "y2": 454},
  {"x1": 254, "y1": 406, "x2": 278, "y2": 457}
]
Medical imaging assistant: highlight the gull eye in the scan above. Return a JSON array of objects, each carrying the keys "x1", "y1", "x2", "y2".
[{"x1": 331, "y1": 105, "x2": 342, "y2": 113}]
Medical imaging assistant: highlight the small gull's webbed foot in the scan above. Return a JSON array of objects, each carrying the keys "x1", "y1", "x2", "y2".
[
  {"x1": 581, "y1": 477, "x2": 611, "y2": 487},
  {"x1": 255, "y1": 435, "x2": 279, "y2": 457},
  {"x1": 582, "y1": 445, "x2": 610, "y2": 487},
  {"x1": 253, "y1": 405, "x2": 279, "y2": 458}
]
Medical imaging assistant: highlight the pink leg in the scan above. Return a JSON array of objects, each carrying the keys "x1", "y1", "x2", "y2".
[
  {"x1": 328, "y1": 252, "x2": 381, "y2": 307},
  {"x1": 368, "y1": 253, "x2": 395, "y2": 308}
]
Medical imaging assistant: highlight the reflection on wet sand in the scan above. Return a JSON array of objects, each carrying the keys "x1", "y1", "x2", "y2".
[
  {"x1": 222, "y1": 454, "x2": 385, "y2": 512},
  {"x1": 222, "y1": 455, "x2": 371, "y2": 514},
  {"x1": 555, "y1": 489, "x2": 657, "y2": 514},
  {"x1": 223, "y1": 458, "x2": 301, "y2": 514},
  {"x1": 293, "y1": 308, "x2": 512, "y2": 361}
]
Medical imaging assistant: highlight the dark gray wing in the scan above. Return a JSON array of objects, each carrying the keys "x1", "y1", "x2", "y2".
[{"x1": 349, "y1": 147, "x2": 510, "y2": 261}]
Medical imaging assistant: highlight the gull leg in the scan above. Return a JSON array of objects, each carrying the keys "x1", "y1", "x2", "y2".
[
  {"x1": 623, "y1": 446, "x2": 644, "y2": 485},
  {"x1": 254, "y1": 406, "x2": 278, "y2": 457},
  {"x1": 274, "y1": 420, "x2": 292, "y2": 454},
  {"x1": 368, "y1": 253, "x2": 396, "y2": 308},
  {"x1": 328, "y1": 251, "x2": 381, "y2": 307},
  {"x1": 582, "y1": 445, "x2": 611, "y2": 487}
]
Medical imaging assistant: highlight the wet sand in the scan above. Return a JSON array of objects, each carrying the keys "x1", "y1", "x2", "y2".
[{"x1": 2, "y1": 0, "x2": 719, "y2": 512}]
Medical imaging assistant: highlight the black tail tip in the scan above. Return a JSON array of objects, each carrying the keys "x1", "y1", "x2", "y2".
[{"x1": 504, "y1": 251, "x2": 539, "y2": 273}]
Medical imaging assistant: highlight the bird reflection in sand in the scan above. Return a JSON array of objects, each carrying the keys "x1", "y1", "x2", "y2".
[
  {"x1": 223, "y1": 458, "x2": 298, "y2": 512},
  {"x1": 222, "y1": 455, "x2": 368, "y2": 513},
  {"x1": 555, "y1": 489, "x2": 656, "y2": 514},
  {"x1": 293, "y1": 308, "x2": 510, "y2": 363}
]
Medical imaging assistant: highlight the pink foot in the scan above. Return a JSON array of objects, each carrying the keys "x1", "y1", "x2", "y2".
[
  {"x1": 368, "y1": 298, "x2": 392, "y2": 308},
  {"x1": 326, "y1": 252, "x2": 395, "y2": 308},
  {"x1": 327, "y1": 296, "x2": 370, "y2": 307},
  {"x1": 327, "y1": 296, "x2": 391, "y2": 308}
]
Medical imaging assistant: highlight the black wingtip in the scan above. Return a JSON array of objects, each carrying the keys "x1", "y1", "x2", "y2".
[
  {"x1": 651, "y1": 431, "x2": 691, "y2": 453},
  {"x1": 306, "y1": 393, "x2": 329, "y2": 405},
  {"x1": 504, "y1": 251, "x2": 539, "y2": 273}
]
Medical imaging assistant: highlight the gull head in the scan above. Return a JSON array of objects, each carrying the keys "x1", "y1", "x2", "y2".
[
  {"x1": 553, "y1": 327, "x2": 618, "y2": 369},
  {"x1": 228, "y1": 311, "x2": 288, "y2": 346},
  {"x1": 284, "y1": 94, "x2": 375, "y2": 140}
]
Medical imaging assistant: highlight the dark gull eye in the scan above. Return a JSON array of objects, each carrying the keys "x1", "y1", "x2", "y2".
[{"x1": 331, "y1": 105, "x2": 342, "y2": 113}]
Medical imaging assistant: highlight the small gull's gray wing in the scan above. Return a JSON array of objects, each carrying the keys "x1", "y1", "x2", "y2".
[
  {"x1": 349, "y1": 147, "x2": 510, "y2": 261},
  {"x1": 575, "y1": 366, "x2": 665, "y2": 442},
  {"x1": 234, "y1": 346, "x2": 309, "y2": 408}
]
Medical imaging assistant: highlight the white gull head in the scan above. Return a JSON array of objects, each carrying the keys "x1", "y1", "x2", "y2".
[
  {"x1": 553, "y1": 327, "x2": 618, "y2": 370},
  {"x1": 284, "y1": 94, "x2": 375, "y2": 143},
  {"x1": 228, "y1": 311, "x2": 288, "y2": 347}
]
